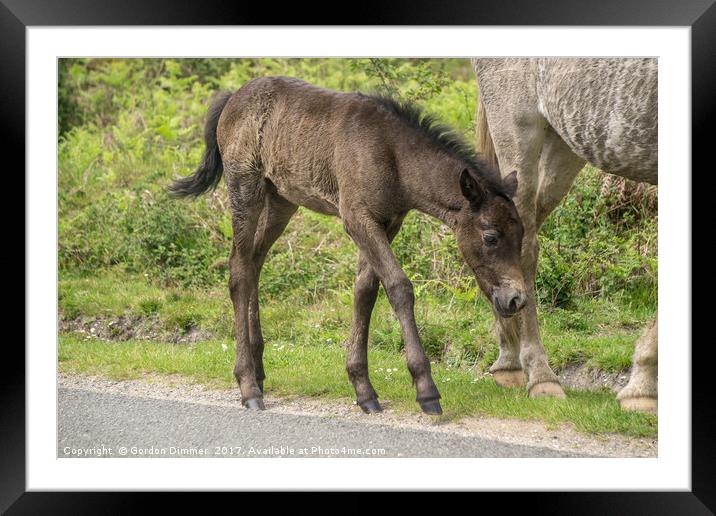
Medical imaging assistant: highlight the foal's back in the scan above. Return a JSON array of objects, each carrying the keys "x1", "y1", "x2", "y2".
[{"x1": 217, "y1": 76, "x2": 400, "y2": 216}]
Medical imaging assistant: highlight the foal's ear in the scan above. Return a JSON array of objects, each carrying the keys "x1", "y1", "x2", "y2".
[
  {"x1": 459, "y1": 169, "x2": 485, "y2": 207},
  {"x1": 503, "y1": 170, "x2": 519, "y2": 198}
]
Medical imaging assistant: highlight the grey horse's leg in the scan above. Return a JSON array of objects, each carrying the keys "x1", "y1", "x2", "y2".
[
  {"x1": 521, "y1": 127, "x2": 585, "y2": 397},
  {"x1": 346, "y1": 215, "x2": 405, "y2": 413},
  {"x1": 343, "y1": 212, "x2": 441, "y2": 415},
  {"x1": 226, "y1": 165, "x2": 267, "y2": 409},
  {"x1": 244, "y1": 188, "x2": 297, "y2": 393},
  {"x1": 526, "y1": 127, "x2": 584, "y2": 395},
  {"x1": 489, "y1": 310, "x2": 525, "y2": 387},
  {"x1": 617, "y1": 317, "x2": 658, "y2": 412},
  {"x1": 534, "y1": 128, "x2": 586, "y2": 229},
  {"x1": 483, "y1": 107, "x2": 549, "y2": 391},
  {"x1": 491, "y1": 124, "x2": 583, "y2": 397}
]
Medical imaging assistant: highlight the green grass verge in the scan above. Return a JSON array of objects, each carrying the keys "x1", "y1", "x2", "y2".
[
  {"x1": 59, "y1": 271, "x2": 652, "y2": 373},
  {"x1": 59, "y1": 333, "x2": 656, "y2": 437},
  {"x1": 58, "y1": 271, "x2": 657, "y2": 438}
]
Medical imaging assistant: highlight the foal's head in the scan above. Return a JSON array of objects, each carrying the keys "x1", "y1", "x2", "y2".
[{"x1": 453, "y1": 169, "x2": 527, "y2": 318}]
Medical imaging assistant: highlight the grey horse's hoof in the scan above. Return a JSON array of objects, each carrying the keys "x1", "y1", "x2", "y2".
[
  {"x1": 359, "y1": 399, "x2": 383, "y2": 414},
  {"x1": 244, "y1": 398, "x2": 265, "y2": 410},
  {"x1": 619, "y1": 396, "x2": 657, "y2": 413},
  {"x1": 528, "y1": 382, "x2": 566, "y2": 399},
  {"x1": 419, "y1": 400, "x2": 443, "y2": 415},
  {"x1": 492, "y1": 369, "x2": 526, "y2": 388}
]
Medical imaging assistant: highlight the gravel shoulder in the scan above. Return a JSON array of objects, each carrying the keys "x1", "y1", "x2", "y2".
[{"x1": 58, "y1": 372, "x2": 657, "y2": 458}]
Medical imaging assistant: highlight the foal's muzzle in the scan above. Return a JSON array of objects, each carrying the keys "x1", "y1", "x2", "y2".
[{"x1": 492, "y1": 287, "x2": 526, "y2": 318}]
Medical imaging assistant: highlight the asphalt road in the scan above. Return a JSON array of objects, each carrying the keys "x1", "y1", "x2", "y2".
[{"x1": 58, "y1": 387, "x2": 588, "y2": 458}]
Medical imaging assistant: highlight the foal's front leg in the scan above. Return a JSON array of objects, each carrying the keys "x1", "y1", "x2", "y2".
[
  {"x1": 346, "y1": 215, "x2": 405, "y2": 414},
  {"x1": 344, "y1": 215, "x2": 442, "y2": 415}
]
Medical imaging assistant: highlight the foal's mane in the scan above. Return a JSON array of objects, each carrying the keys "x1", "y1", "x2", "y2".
[{"x1": 366, "y1": 94, "x2": 507, "y2": 196}]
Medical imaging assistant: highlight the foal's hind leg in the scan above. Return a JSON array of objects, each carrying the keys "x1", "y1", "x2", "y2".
[
  {"x1": 246, "y1": 189, "x2": 297, "y2": 393},
  {"x1": 617, "y1": 317, "x2": 657, "y2": 412},
  {"x1": 227, "y1": 167, "x2": 267, "y2": 409},
  {"x1": 346, "y1": 215, "x2": 405, "y2": 414}
]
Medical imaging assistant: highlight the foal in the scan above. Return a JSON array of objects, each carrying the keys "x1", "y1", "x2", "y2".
[{"x1": 171, "y1": 77, "x2": 527, "y2": 415}]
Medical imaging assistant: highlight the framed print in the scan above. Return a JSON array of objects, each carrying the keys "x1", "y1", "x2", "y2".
[{"x1": 7, "y1": 0, "x2": 714, "y2": 512}]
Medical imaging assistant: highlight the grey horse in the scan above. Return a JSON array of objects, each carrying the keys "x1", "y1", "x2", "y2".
[{"x1": 472, "y1": 58, "x2": 658, "y2": 412}]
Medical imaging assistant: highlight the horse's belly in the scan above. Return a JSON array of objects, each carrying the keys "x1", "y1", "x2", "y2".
[
  {"x1": 547, "y1": 106, "x2": 657, "y2": 182},
  {"x1": 286, "y1": 191, "x2": 340, "y2": 216},
  {"x1": 537, "y1": 58, "x2": 658, "y2": 184},
  {"x1": 268, "y1": 169, "x2": 340, "y2": 216}
]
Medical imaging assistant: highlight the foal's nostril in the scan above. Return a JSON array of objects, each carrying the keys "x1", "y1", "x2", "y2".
[
  {"x1": 493, "y1": 289, "x2": 525, "y2": 316},
  {"x1": 507, "y1": 292, "x2": 526, "y2": 313}
]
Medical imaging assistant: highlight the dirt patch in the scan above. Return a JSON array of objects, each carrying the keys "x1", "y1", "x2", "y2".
[
  {"x1": 558, "y1": 364, "x2": 630, "y2": 393},
  {"x1": 59, "y1": 314, "x2": 212, "y2": 344},
  {"x1": 58, "y1": 372, "x2": 657, "y2": 458}
]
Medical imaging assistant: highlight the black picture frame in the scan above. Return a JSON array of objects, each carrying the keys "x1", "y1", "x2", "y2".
[{"x1": 6, "y1": 0, "x2": 713, "y2": 512}]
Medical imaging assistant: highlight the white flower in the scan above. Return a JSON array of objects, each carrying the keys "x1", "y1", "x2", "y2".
[{"x1": 221, "y1": 343, "x2": 228, "y2": 352}]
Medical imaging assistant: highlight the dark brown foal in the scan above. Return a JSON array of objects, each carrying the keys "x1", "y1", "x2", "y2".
[{"x1": 171, "y1": 77, "x2": 527, "y2": 415}]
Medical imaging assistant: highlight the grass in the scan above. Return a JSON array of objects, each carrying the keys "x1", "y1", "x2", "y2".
[
  {"x1": 59, "y1": 270, "x2": 650, "y2": 373},
  {"x1": 59, "y1": 333, "x2": 657, "y2": 437},
  {"x1": 58, "y1": 270, "x2": 657, "y2": 437}
]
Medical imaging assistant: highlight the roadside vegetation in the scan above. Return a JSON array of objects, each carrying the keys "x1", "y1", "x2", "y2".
[{"x1": 58, "y1": 58, "x2": 658, "y2": 436}]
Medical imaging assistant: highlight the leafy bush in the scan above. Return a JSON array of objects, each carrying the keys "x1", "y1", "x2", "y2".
[
  {"x1": 536, "y1": 166, "x2": 657, "y2": 308},
  {"x1": 59, "y1": 190, "x2": 228, "y2": 287}
]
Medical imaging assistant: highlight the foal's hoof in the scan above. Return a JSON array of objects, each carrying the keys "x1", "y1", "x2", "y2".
[
  {"x1": 244, "y1": 398, "x2": 266, "y2": 410},
  {"x1": 619, "y1": 396, "x2": 657, "y2": 413},
  {"x1": 528, "y1": 382, "x2": 566, "y2": 399},
  {"x1": 419, "y1": 399, "x2": 443, "y2": 416},
  {"x1": 359, "y1": 399, "x2": 383, "y2": 414},
  {"x1": 492, "y1": 369, "x2": 526, "y2": 388}
]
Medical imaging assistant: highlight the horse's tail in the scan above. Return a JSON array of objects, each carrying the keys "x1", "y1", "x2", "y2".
[
  {"x1": 169, "y1": 91, "x2": 233, "y2": 199},
  {"x1": 475, "y1": 92, "x2": 499, "y2": 171}
]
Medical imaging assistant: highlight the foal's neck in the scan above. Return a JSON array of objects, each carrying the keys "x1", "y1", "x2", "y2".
[{"x1": 397, "y1": 144, "x2": 467, "y2": 229}]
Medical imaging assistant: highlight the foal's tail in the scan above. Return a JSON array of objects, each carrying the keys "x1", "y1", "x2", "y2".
[
  {"x1": 475, "y1": 93, "x2": 499, "y2": 171},
  {"x1": 169, "y1": 91, "x2": 233, "y2": 199}
]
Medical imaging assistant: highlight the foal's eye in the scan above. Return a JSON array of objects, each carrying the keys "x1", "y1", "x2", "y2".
[{"x1": 483, "y1": 233, "x2": 499, "y2": 246}]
